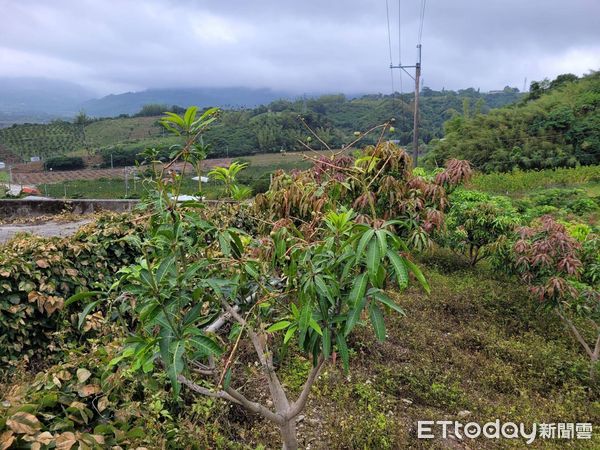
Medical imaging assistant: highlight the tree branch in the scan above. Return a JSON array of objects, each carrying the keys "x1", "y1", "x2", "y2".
[
  {"x1": 287, "y1": 355, "x2": 326, "y2": 419},
  {"x1": 177, "y1": 375, "x2": 237, "y2": 403},
  {"x1": 218, "y1": 297, "x2": 290, "y2": 412},
  {"x1": 224, "y1": 386, "x2": 284, "y2": 425},
  {"x1": 556, "y1": 309, "x2": 594, "y2": 359}
]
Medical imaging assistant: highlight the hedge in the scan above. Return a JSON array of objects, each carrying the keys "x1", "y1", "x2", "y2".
[{"x1": 0, "y1": 213, "x2": 143, "y2": 367}]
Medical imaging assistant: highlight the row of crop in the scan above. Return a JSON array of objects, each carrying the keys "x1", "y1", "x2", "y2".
[
  {"x1": 0, "y1": 122, "x2": 85, "y2": 159},
  {"x1": 469, "y1": 165, "x2": 600, "y2": 194},
  {"x1": 0, "y1": 213, "x2": 144, "y2": 366}
]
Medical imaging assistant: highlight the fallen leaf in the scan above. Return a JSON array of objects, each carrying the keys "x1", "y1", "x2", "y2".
[
  {"x1": 36, "y1": 431, "x2": 54, "y2": 445},
  {"x1": 55, "y1": 432, "x2": 77, "y2": 450},
  {"x1": 76, "y1": 368, "x2": 91, "y2": 383},
  {"x1": 6, "y1": 412, "x2": 42, "y2": 434},
  {"x1": 97, "y1": 396, "x2": 109, "y2": 412},
  {"x1": 0, "y1": 431, "x2": 15, "y2": 450},
  {"x1": 56, "y1": 369, "x2": 72, "y2": 381},
  {"x1": 77, "y1": 384, "x2": 100, "y2": 397}
]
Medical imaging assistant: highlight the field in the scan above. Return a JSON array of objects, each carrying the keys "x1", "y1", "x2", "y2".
[
  {"x1": 12, "y1": 149, "x2": 345, "y2": 199},
  {"x1": 84, "y1": 116, "x2": 163, "y2": 147}
]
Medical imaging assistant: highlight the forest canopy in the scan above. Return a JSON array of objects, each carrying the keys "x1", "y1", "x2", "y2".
[{"x1": 425, "y1": 72, "x2": 600, "y2": 172}]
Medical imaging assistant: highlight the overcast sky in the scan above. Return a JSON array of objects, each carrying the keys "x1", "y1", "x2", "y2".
[{"x1": 1, "y1": 0, "x2": 598, "y2": 96}]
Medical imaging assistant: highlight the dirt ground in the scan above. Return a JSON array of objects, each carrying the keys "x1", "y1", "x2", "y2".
[{"x1": 0, "y1": 219, "x2": 91, "y2": 243}]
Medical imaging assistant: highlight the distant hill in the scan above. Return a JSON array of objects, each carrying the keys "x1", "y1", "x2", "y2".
[
  {"x1": 80, "y1": 87, "x2": 295, "y2": 117},
  {"x1": 0, "y1": 87, "x2": 524, "y2": 163},
  {"x1": 0, "y1": 77, "x2": 94, "y2": 118}
]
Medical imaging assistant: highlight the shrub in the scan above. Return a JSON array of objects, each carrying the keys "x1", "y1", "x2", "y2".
[
  {"x1": 439, "y1": 190, "x2": 521, "y2": 265},
  {"x1": 255, "y1": 143, "x2": 472, "y2": 251},
  {"x1": 0, "y1": 214, "x2": 142, "y2": 367},
  {"x1": 512, "y1": 216, "x2": 600, "y2": 380},
  {"x1": 43, "y1": 156, "x2": 84, "y2": 171},
  {"x1": 0, "y1": 340, "x2": 205, "y2": 448}
]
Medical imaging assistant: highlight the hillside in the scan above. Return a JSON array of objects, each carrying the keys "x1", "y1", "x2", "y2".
[
  {"x1": 425, "y1": 72, "x2": 600, "y2": 172},
  {"x1": 79, "y1": 87, "x2": 295, "y2": 117},
  {"x1": 0, "y1": 88, "x2": 522, "y2": 163}
]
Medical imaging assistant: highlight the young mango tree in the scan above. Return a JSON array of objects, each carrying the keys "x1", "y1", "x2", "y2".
[
  {"x1": 106, "y1": 201, "x2": 429, "y2": 448},
  {"x1": 441, "y1": 189, "x2": 521, "y2": 265},
  {"x1": 513, "y1": 216, "x2": 600, "y2": 381},
  {"x1": 208, "y1": 161, "x2": 250, "y2": 199},
  {"x1": 76, "y1": 110, "x2": 431, "y2": 449}
]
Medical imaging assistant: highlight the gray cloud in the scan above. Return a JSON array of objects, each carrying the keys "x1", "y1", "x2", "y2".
[{"x1": 0, "y1": 0, "x2": 598, "y2": 95}]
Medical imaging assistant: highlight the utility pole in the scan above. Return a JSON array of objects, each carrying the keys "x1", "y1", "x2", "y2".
[{"x1": 390, "y1": 44, "x2": 421, "y2": 166}]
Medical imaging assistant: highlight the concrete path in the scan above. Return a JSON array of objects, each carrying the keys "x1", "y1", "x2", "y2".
[{"x1": 0, "y1": 220, "x2": 91, "y2": 243}]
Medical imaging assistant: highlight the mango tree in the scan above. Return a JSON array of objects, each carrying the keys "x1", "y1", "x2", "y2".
[{"x1": 79, "y1": 108, "x2": 431, "y2": 449}]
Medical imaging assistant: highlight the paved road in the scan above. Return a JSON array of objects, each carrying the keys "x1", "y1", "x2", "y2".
[{"x1": 0, "y1": 220, "x2": 91, "y2": 243}]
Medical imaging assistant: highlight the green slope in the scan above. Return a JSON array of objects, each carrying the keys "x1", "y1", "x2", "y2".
[{"x1": 426, "y1": 72, "x2": 600, "y2": 172}]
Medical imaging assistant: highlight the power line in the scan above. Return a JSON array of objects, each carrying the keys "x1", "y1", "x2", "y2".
[
  {"x1": 385, "y1": 0, "x2": 395, "y2": 93},
  {"x1": 397, "y1": 0, "x2": 404, "y2": 141},
  {"x1": 418, "y1": 0, "x2": 427, "y2": 45},
  {"x1": 385, "y1": 0, "x2": 394, "y2": 67},
  {"x1": 397, "y1": 0, "x2": 402, "y2": 66}
]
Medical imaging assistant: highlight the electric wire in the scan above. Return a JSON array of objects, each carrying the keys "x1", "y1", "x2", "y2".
[
  {"x1": 385, "y1": 0, "x2": 395, "y2": 93},
  {"x1": 398, "y1": 0, "x2": 405, "y2": 143},
  {"x1": 418, "y1": 0, "x2": 427, "y2": 45}
]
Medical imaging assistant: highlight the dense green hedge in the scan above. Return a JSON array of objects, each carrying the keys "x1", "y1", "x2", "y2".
[
  {"x1": 99, "y1": 144, "x2": 172, "y2": 167},
  {"x1": 44, "y1": 156, "x2": 85, "y2": 171}
]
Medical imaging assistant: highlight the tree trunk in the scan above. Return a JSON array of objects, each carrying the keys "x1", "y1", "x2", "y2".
[{"x1": 279, "y1": 419, "x2": 298, "y2": 450}]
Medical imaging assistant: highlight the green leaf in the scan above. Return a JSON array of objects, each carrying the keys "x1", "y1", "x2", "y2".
[
  {"x1": 371, "y1": 290, "x2": 405, "y2": 315},
  {"x1": 159, "y1": 327, "x2": 174, "y2": 370},
  {"x1": 386, "y1": 249, "x2": 408, "y2": 289},
  {"x1": 156, "y1": 255, "x2": 176, "y2": 285},
  {"x1": 405, "y1": 258, "x2": 430, "y2": 294},
  {"x1": 366, "y1": 240, "x2": 381, "y2": 280},
  {"x1": 218, "y1": 233, "x2": 231, "y2": 256},
  {"x1": 284, "y1": 325, "x2": 297, "y2": 344},
  {"x1": 184, "y1": 106, "x2": 198, "y2": 128},
  {"x1": 344, "y1": 295, "x2": 366, "y2": 337},
  {"x1": 309, "y1": 318, "x2": 323, "y2": 336},
  {"x1": 168, "y1": 340, "x2": 185, "y2": 397},
  {"x1": 189, "y1": 334, "x2": 223, "y2": 356},
  {"x1": 229, "y1": 231, "x2": 244, "y2": 259},
  {"x1": 298, "y1": 302, "x2": 312, "y2": 347},
  {"x1": 244, "y1": 261, "x2": 260, "y2": 279},
  {"x1": 322, "y1": 327, "x2": 331, "y2": 359},
  {"x1": 223, "y1": 368, "x2": 232, "y2": 390},
  {"x1": 369, "y1": 303, "x2": 386, "y2": 341},
  {"x1": 139, "y1": 268, "x2": 157, "y2": 292},
  {"x1": 348, "y1": 272, "x2": 368, "y2": 308},
  {"x1": 375, "y1": 229, "x2": 388, "y2": 256},
  {"x1": 266, "y1": 321, "x2": 291, "y2": 333},
  {"x1": 77, "y1": 300, "x2": 100, "y2": 330},
  {"x1": 162, "y1": 111, "x2": 186, "y2": 127},
  {"x1": 356, "y1": 228, "x2": 375, "y2": 262},
  {"x1": 139, "y1": 302, "x2": 161, "y2": 323},
  {"x1": 314, "y1": 275, "x2": 335, "y2": 305},
  {"x1": 65, "y1": 291, "x2": 102, "y2": 307},
  {"x1": 336, "y1": 333, "x2": 350, "y2": 373}
]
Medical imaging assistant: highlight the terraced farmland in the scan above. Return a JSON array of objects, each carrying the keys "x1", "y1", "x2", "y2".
[{"x1": 0, "y1": 121, "x2": 84, "y2": 160}]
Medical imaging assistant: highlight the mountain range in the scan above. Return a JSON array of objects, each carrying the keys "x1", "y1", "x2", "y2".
[{"x1": 0, "y1": 77, "x2": 298, "y2": 123}]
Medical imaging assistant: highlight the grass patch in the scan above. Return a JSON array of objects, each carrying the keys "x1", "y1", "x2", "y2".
[{"x1": 469, "y1": 165, "x2": 600, "y2": 195}]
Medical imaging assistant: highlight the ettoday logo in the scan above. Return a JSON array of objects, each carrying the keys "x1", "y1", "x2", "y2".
[{"x1": 417, "y1": 420, "x2": 593, "y2": 444}]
